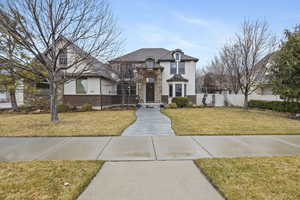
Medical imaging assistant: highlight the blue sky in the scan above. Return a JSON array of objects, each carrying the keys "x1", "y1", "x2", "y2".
[{"x1": 110, "y1": 0, "x2": 300, "y2": 68}]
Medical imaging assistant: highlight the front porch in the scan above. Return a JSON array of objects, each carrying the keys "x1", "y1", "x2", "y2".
[{"x1": 136, "y1": 67, "x2": 162, "y2": 104}]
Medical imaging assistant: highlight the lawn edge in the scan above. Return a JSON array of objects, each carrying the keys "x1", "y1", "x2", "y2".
[
  {"x1": 193, "y1": 160, "x2": 228, "y2": 200},
  {"x1": 160, "y1": 109, "x2": 178, "y2": 135},
  {"x1": 161, "y1": 108, "x2": 300, "y2": 136},
  {"x1": 117, "y1": 109, "x2": 138, "y2": 135},
  {"x1": 73, "y1": 160, "x2": 105, "y2": 200}
]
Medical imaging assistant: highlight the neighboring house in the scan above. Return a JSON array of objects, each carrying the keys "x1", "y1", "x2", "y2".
[
  {"x1": 62, "y1": 63, "x2": 119, "y2": 106},
  {"x1": 254, "y1": 52, "x2": 277, "y2": 95},
  {"x1": 24, "y1": 36, "x2": 121, "y2": 108},
  {"x1": 0, "y1": 89, "x2": 8, "y2": 102},
  {"x1": 0, "y1": 86, "x2": 24, "y2": 109},
  {"x1": 110, "y1": 48, "x2": 198, "y2": 104}
]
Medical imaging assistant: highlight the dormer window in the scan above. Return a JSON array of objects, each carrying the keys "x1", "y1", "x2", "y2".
[
  {"x1": 145, "y1": 58, "x2": 155, "y2": 68},
  {"x1": 175, "y1": 52, "x2": 181, "y2": 61},
  {"x1": 173, "y1": 49, "x2": 183, "y2": 62}
]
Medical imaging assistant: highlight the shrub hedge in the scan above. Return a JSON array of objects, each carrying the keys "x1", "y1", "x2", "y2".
[
  {"x1": 248, "y1": 100, "x2": 300, "y2": 113},
  {"x1": 80, "y1": 104, "x2": 93, "y2": 112},
  {"x1": 56, "y1": 104, "x2": 70, "y2": 113},
  {"x1": 171, "y1": 97, "x2": 189, "y2": 108},
  {"x1": 166, "y1": 103, "x2": 178, "y2": 109}
]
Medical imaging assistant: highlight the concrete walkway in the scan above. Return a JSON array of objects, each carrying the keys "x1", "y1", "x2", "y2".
[
  {"x1": 122, "y1": 107, "x2": 175, "y2": 136},
  {"x1": 1, "y1": 135, "x2": 300, "y2": 161},
  {"x1": 78, "y1": 161, "x2": 224, "y2": 200}
]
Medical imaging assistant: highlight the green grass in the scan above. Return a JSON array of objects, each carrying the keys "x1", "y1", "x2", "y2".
[
  {"x1": 0, "y1": 160, "x2": 104, "y2": 200},
  {"x1": 162, "y1": 107, "x2": 300, "y2": 135},
  {"x1": 0, "y1": 110, "x2": 136, "y2": 136},
  {"x1": 195, "y1": 156, "x2": 300, "y2": 200}
]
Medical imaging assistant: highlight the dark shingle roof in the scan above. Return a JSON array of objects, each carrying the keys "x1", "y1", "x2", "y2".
[
  {"x1": 167, "y1": 74, "x2": 188, "y2": 82},
  {"x1": 111, "y1": 48, "x2": 198, "y2": 62},
  {"x1": 58, "y1": 36, "x2": 118, "y2": 81},
  {"x1": 89, "y1": 63, "x2": 118, "y2": 81}
]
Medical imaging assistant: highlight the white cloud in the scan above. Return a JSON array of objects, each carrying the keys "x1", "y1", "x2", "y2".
[
  {"x1": 135, "y1": 24, "x2": 201, "y2": 50},
  {"x1": 171, "y1": 11, "x2": 217, "y2": 27},
  {"x1": 174, "y1": 13, "x2": 210, "y2": 26}
]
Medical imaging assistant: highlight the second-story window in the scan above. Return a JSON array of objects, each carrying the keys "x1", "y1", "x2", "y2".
[
  {"x1": 179, "y1": 62, "x2": 185, "y2": 74},
  {"x1": 59, "y1": 50, "x2": 68, "y2": 65},
  {"x1": 120, "y1": 64, "x2": 134, "y2": 79},
  {"x1": 170, "y1": 62, "x2": 176, "y2": 74},
  {"x1": 170, "y1": 62, "x2": 185, "y2": 74}
]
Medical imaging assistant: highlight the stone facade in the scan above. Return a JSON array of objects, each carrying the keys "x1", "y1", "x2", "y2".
[{"x1": 135, "y1": 68, "x2": 163, "y2": 103}]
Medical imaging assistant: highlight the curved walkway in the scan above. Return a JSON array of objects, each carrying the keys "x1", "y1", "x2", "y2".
[{"x1": 122, "y1": 107, "x2": 175, "y2": 136}]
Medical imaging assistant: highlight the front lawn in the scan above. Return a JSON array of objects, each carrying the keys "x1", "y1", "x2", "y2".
[
  {"x1": 162, "y1": 107, "x2": 300, "y2": 135},
  {"x1": 0, "y1": 160, "x2": 103, "y2": 200},
  {"x1": 0, "y1": 110, "x2": 136, "y2": 136},
  {"x1": 195, "y1": 156, "x2": 300, "y2": 200}
]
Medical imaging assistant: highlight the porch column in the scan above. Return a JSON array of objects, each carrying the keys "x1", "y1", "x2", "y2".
[{"x1": 154, "y1": 69, "x2": 162, "y2": 103}]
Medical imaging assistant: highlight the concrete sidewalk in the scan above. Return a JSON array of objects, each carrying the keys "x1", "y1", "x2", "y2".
[
  {"x1": 78, "y1": 161, "x2": 224, "y2": 200},
  {"x1": 1, "y1": 135, "x2": 300, "y2": 161}
]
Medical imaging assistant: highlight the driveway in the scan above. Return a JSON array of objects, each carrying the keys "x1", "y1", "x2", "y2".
[{"x1": 122, "y1": 107, "x2": 175, "y2": 136}]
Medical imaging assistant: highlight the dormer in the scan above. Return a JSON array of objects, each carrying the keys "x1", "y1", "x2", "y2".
[
  {"x1": 145, "y1": 57, "x2": 155, "y2": 68},
  {"x1": 172, "y1": 49, "x2": 183, "y2": 62}
]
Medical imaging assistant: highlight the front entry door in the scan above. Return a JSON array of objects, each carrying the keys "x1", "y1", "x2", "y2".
[{"x1": 146, "y1": 83, "x2": 155, "y2": 102}]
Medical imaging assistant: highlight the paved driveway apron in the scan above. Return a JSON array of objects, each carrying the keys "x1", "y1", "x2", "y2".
[{"x1": 122, "y1": 107, "x2": 175, "y2": 136}]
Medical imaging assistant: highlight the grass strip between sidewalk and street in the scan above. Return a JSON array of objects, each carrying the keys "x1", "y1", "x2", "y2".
[
  {"x1": 0, "y1": 160, "x2": 104, "y2": 200},
  {"x1": 195, "y1": 156, "x2": 300, "y2": 200}
]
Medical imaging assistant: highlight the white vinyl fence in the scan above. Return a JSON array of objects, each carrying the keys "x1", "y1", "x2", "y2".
[
  {"x1": 0, "y1": 86, "x2": 24, "y2": 109},
  {"x1": 196, "y1": 93, "x2": 282, "y2": 107}
]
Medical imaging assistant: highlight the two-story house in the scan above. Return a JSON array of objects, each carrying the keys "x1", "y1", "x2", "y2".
[
  {"x1": 23, "y1": 43, "x2": 199, "y2": 108},
  {"x1": 110, "y1": 48, "x2": 198, "y2": 104}
]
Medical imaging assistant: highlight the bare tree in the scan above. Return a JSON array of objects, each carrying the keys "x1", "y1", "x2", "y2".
[
  {"x1": 220, "y1": 43, "x2": 241, "y2": 94},
  {"x1": 0, "y1": 0, "x2": 121, "y2": 122},
  {"x1": 234, "y1": 20, "x2": 276, "y2": 109}
]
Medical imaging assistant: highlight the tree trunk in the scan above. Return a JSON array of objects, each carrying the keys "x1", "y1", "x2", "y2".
[
  {"x1": 243, "y1": 92, "x2": 249, "y2": 110},
  {"x1": 9, "y1": 88, "x2": 18, "y2": 111},
  {"x1": 49, "y1": 81, "x2": 59, "y2": 122}
]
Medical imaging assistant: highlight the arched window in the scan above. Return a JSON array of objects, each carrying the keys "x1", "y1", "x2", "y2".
[
  {"x1": 145, "y1": 58, "x2": 154, "y2": 68},
  {"x1": 175, "y1": 52, "x2": 181, "y2": 61}
]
